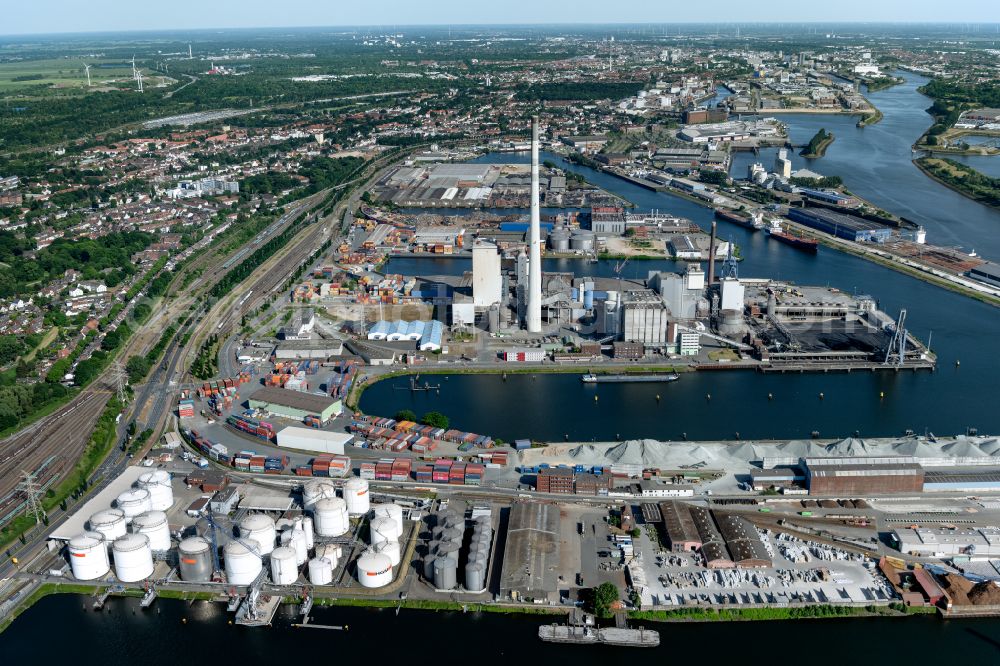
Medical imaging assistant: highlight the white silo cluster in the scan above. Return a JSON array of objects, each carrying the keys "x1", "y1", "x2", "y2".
[
  {"x1": 355, "y1": 502, "x2": 404, "y2": 588},
  {"x1": 465, "y1": 516, "x2": 493, "y2": 593},
  {"x1": 308, "y1": 543, "x2": 341, "y2": 586},
  {"x1": 68, "y1": 470, "x2": 177, "y2": 582},
  {"x1": 270, "y1": 546, "x2": 299, "y2": 585},
  {"x1": 356, "y1": 548, "x2": 393, "y2": 588}
]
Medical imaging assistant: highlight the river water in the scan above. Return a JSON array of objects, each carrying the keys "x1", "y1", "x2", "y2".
[
  {"x1": 3, "y1": 594, "x2": 1000, "y2": 663},
  {"x1": 367, "y1": 72, "x2": 1000, "y2": 442}
]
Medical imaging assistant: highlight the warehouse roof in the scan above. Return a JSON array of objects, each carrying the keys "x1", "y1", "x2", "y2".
[
  {"x1": 807, "y1": 462, "x2": 924, "y2": 478},
  {"x1": 238, "y1": 483, "x2": 296, "y2": 512},
  {"x1": 500, "y1": 501, "x2": 562, "y2": 601},
  {"x1": 248, "y1": 386, "x2": 339, "y2": 413},
  {"x1": 659, "y1": 501, "x2": 701, "y2": 544}
]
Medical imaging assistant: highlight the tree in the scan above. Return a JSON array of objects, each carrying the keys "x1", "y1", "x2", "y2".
[
  {"x1": 394, "y1": 409, "x2": 417, "y2": 422},
  {"x1": 125, "y1": 356, "x2": 152, "y2": 383},
  {"x1": 591, "y1": 582, "x2": 620, "y2": 619},
  {"x1": 421, "y1": 411, "x2": 449, "y2": 429}
]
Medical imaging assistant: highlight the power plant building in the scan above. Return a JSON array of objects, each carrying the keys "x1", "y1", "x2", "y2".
[
  {"x1": 621, "y1": 291, "x2": 669, "y2": 346},
  {"x1": 472, "y1": 240, "x2": 503, "y2": 307}
]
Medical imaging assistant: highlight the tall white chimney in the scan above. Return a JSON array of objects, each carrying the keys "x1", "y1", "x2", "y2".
[{"x1": 527, "y1": 116, "x2": 543, "y2": 333}]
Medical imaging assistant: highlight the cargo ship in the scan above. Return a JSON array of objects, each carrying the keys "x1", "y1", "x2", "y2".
[
  {"x1": 538, "y1": 612, "x2": 659, "y2": 648},
  {"x1": 715, "y1": 208, "x2": 764, "y2": 231},
  {"x1": 765, "y1": 219, "x2": 818, "y2": 253},
  {"x1": 581, "y1": 373, "x2": 679, "y2": 383}
]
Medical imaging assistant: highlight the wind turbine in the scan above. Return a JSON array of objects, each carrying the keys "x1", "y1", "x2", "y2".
[
  {"x1": 136, "y1": 69, "x2": 144, "y2": 93},
  {"x1": 82, "y1": 62, "x2": 92, "y2": 87}
]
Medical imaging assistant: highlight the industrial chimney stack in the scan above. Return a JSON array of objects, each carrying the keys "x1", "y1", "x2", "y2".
[{"x1": 527, "y1": 116, "x2": 543, "y2": 333}]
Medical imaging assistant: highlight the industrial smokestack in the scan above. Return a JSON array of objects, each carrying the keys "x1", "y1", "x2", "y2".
[
  {"x1": 527, "y1": 116, "x2": 543, "y2": 333},
  {"x1": 707, "y1": 220, "x2": 717, "y2": 286}
]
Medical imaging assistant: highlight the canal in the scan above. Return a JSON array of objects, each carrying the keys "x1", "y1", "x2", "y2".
[
  {"x1": 367, "y1": 74, "x2": 1000, "y2": 442},
  {"x1": 3, "y1": 594, "x2": 1000, "y2": 663}
]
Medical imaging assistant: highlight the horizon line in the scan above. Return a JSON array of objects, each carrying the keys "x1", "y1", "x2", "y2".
[{"x1": 4, "y1": 20, "x2": 1000, "y2": 39}]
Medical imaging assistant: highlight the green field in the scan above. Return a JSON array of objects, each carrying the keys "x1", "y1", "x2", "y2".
[{"x1": 0, "y1": 58, "x2": 136, "y2": 91}]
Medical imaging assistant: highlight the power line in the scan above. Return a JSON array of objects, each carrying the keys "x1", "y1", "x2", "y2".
[{"x1": 17, "y1": 471, "x2": 47, "y2": 525}]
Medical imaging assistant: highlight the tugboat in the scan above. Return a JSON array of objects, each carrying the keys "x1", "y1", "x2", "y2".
[{"x1": 765, "y1": 218, "x2": 818, "y2": 253}]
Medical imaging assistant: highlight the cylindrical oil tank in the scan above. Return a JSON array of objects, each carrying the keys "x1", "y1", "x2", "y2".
[
  {"x1": 422, "y1": 553, "x2": 437, "y2": 579},
  {"x1": 314, "y1": 543, "x2": 341, "y2": 567},
  {"x1": 717, "y1": 309, "x2": 745, "y2": 337},
  {"x1": 548, "y1": 226, "x2": 571, "y2": 251},
  {"x1": 270, "y1": 546, "x2": 299, "y2": 585},
  {"x1": 224, "y1": 538, "x2": 262, "y2": 585},
  {"x1": 313, "y1": 497, "x2": 349, "y2": 537},
  {"x1": 431, "y1": 526, "x2": 446, "y2": 541},
  {"x1": 112, "y1": 533, "x2": 154, "y2": 583},
  {"x1": 115, "y1": 488, "x2": 152, "y2": 523},
  {"x1": 372, "y1": 503, "x2": 404, "y2": 536},
  {"x1": 570, "y1": 230, "x2": 596, "y2": 252},
  {"x1": 436, "y1": 541, "x2": 460, "y2": 557},
  {"x1": 280, "y1": 528, "x2": 308, "y2": 565},
  {"x1": 302, "y1": 480, "x2": 337, "y2": 510},
  {"x1": 239, "y1": 514, "x2": 276, "y2": 556},
  {"x1": 137, "y1": 470, "x2": 173, "y2": 511},
  {"x1": 89, "y1": 509, "x2": 127, "y2": 543},
  {"x1": 68, "y1": 532, "x2": 110, "y2": 581},
  {"x1": 374, "y1": 539, "x2": 401, "y2": 567},
  {"x1": 369, "y1": 516, "x2": 400, "y2": 545},
  {"x1": 307, "y1": 557, "x2": 333, "y2": 586},
  {"x1": 465, "y1": 561, "x2": 486, "y2": 592},
  {"x1": 130, "y1": 510, "x2": 171, "y2": 552},
  {"x1": 302, "y1": 516, "x2": 315, "y2": 550},
  {"x1": 441, "y1": 527, "x2": 463, "y2": 543},
  {"x1": 584, "y1": 289, "x2": 594, "y2": 309},
  {"x1": 342, "y1": 477, "x2": 370, "y2": 516},
  {"x1": 177, "y1": 536, "x2": 213, "y2": 582},
  {"x1": 357, "y1": 549, "x2": 392, "y2": 588},
  {"x1": 433, "y1": 556, "x2": 457, "y2": 590}
]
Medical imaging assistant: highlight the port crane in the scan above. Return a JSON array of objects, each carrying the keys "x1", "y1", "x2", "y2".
[{"x1": 883, "y1": 309, "x2": 908, "y2": 367}]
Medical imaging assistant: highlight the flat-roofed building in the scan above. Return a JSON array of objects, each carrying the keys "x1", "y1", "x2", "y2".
[
  {"x1": 500, "y1": 501, "x2": 562, "y2": 602},
  {"x1": 892, "y1": 526, "x2": 1000, "y2": 557},
  {"x1": 805, "y1": 457, "x2": 924, "y2": 495}
]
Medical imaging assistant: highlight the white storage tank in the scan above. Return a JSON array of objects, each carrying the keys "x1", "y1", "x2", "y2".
[
  {"x1": 88, "y1": 509, "x2": 127, "y2": 543},
  {"x1": 314, "y1": 543, "x2": 341, "y2": 568},
  {"x1": 115, "y1": 488, "x2": 152, "y2": 523},
  {"x1": 373, "y1": 503, "x2": 404, "y2": 536},
  {"x1": 302, "y1": 516, "x2": 315, "y2": 550},
  {"x1": 280, "y1": 528, "x2": 308, "y2": 565},
  {"x1": 178, "y1": 536, "x2": 213, "y2": 582},
  {"x1": 369, "y1": 516, "x2": 400, "y2": 546},
  {"x1": 68, "y1": 532, "x2": 110, "y2": 581},
  {"x1": 137, "y1": 470, "x2": 174, "y2": 511},
  {"x1": 112, "y1": 533, "x2": 154, "y2": 583},
  {"x1": 342, "y1": 477, "x2": 370, "y2": 516},
  {"x1": 302, "y1": 480, "x2": 337, "y2": 510},
  {"x1": 239, "y1": 514, "x2": 276, "y2": 556},
  {"x1": 313, "y1": 497, "x2": 349, "y2": 537},
  {"x1": 356, "y1": 548, "x2": 392, "y2": 588},
  {"x1": 224, "y1": 538, "x2": 262, "y2": 585},
  {"x1": 130, "y1": 511, "x2": 171, "y2": 552},
  {"x1": 270, "y1": 546, "x2": 299, "y2": 585},
  {"x1": 374, "y1": 539, "x2": 401, "y2": 567},
  {"x1": 307, "y1": 557, "x2": 333, "y2": 586}
]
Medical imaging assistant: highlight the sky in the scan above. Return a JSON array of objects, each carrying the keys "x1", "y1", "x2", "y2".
[{"x1": 4, "y1": 1, "x2": 1000, "y2": 36}]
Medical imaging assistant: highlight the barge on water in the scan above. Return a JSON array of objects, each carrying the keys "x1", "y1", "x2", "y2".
[
  {"x1": 538, "y1": 612, "x2": 659, "y2": 648},
  {"x1": 582, "y1": 373, "x2": 679, "y2": 384},
  {"x1": 765, "y1": 219, "x2": 819, "y2": 253},
  {"x1": 715, "y1": 208, "x2": 765, "y2": 231}
]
